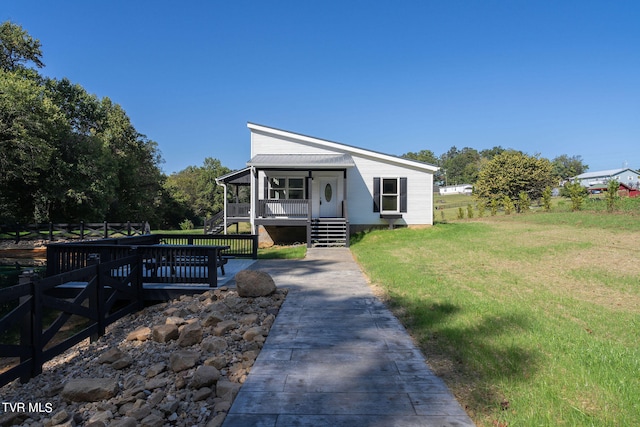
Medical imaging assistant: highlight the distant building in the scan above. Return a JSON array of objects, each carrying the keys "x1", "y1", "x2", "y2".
[
  {"x1": 588, "y1": 182, "x2": 640, "y2": 198},
  {"x1": 571, "y1": 168, "x2": 640, "y2": 189},
  {"x1": 439, "y1": 184, "x2": 473, "y2": 195}
]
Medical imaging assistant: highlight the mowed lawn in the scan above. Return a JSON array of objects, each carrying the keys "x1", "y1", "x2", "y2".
[{"x1": 350, "y1": 212, "x2": 640, "y2": 427}]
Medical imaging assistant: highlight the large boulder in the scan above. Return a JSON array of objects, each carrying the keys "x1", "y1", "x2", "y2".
[{"x1": 235, "y1": 270, "x2": 276, "y2": 297}]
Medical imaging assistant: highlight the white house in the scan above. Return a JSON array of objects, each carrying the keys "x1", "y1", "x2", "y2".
[
  {"x1": 439, "y1": 184, "x2": 473, "y2": 195},
  {"x1": 215, "y1": 123, "x2": 439, "y2": 247},
  {"x1": 572, "y1": 168, "x2": 640, "y2": 189}
]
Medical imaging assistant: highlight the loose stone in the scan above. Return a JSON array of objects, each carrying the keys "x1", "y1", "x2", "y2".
[{"x1": 0, "y1": 283, "x2": 286, "y2": 427}]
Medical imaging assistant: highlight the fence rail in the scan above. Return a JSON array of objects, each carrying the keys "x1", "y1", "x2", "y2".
[
  {"x1": 158, "y1": 234, "x2": 258, "y2": 259},
  {"x1": 0, "y1": 222, "x2": 150, "y2": 243},
  {"x1": 0, "y1": 255, "x2": 143, "y2": 387}
]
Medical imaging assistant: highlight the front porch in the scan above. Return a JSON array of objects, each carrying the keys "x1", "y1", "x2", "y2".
[
  {"x1": 216, "y1": 154, "x2": 354, "y2": 247},
  {"x1": 226, "y1": 199, "x2": 349, "y2": 248}
]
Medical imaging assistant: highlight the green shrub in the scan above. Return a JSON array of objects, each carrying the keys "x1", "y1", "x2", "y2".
[
  {"x1": 517, "y1": 191, "x2": 530, "y2": 213},
  {"x1": 467, "y1": 204, "x2": 474, "y2": 218},
  {"x1": 490, "y1": 199, "x2": 498, "y2": 216},
  {"x1": 542, "y1": 186, "x2": 552, "y2": 211},
  {"x1": 606, "y1": 180, "x2": 620, "y2": 213},
  {"x1": 563, "y1": 181, "x2": 588, "y2": 211},
  {"x1": 457, "y1": 207, "x2": 464, "y2": 219},
  {"x1": 477, "y1": 200, "x2": 486, "y2": 218},
  {"x1": 179, "y1": 219, "x2": 195, "y2": 230},
  {"x1": 502, "y1": 195, "x2": 514, "y2": 215}
]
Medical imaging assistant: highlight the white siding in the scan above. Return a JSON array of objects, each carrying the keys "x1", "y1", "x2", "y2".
[
  {"x1": 348, "y1": 155, "x2": 433, "y2": 225},
  {"x1": 252, "y1": 131, "x2": 338, "y2": 157},
  {"x1": 249, "y1": 126, "x2": 435, "y2": 226}
]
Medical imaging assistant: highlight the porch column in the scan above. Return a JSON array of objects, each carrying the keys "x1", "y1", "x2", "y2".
[
  {"x1": 222, "y1": 183, "x2": 228, "y2": 234},
  {"x1": 343, "y1": 169, "x2": 348, "y2": 217},
  {"x1": 250, "y1": 167, "x2": 257, "y2": 234},
  {"x1": 306, "y1": 172, "x2": 312, "y2": 248}
]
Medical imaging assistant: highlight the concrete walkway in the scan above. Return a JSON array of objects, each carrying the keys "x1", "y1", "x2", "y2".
[{"x1": 223, "y1": 248, "x2": 475, "y2": 427}]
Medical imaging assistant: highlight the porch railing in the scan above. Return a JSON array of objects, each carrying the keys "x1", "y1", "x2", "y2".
[
  {"x1": 228, "y1": 203, "x2": 251, "y2": 217},
  {"x1": 257, "y1": 199, "x2": 310, "y2": 218}
]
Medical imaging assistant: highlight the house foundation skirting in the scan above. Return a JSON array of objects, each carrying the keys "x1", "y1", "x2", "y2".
[
  {"x1": 257, "y1": 222, "x2": 425, "y2": 248},
  {"x1": 257, "y1": 225, "x2": 307, "y2": 247}
]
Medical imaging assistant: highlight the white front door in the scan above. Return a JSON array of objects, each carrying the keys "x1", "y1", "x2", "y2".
[{"x1": 319, "y1": 178, "x2": 338, "y2": 217}]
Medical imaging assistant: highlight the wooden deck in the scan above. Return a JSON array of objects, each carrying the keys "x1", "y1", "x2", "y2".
[{"x1": 0, "y1": 237, "x2": 258, "y2": 387}]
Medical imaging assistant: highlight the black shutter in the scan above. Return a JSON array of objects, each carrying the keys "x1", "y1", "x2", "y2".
[
  {"x1": 400, "y1": 177, "x2": 408, "y2": 213},
  {"x1": 263, "y1": 176, "x2": 268, "y2": 199},
  {"x1": 373, "y1": 177, "x2": 380, "y2": 212}
]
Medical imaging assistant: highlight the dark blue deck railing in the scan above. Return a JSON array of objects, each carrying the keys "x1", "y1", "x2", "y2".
[{"x1": 45, "y1": 234, "x2": 258, "y2": 277}]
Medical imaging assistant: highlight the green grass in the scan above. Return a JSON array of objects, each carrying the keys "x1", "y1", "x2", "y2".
[
  {"x1": 258, "y1": 244, "x2": 306, "y2": 259},
  {"x1": 436, "y1": 193, "x2": 640, "y2": 223},
  {"x1": 350, "y1": 212, "x2": 640, "y2": 427},
  {"x1": 151, "y1": 227, "x2": 206, "y2": 235}
]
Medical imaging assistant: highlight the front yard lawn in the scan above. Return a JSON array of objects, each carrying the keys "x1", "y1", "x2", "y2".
[{"x1": 351, "y1": 212, "x2": 640, "y2": 427}]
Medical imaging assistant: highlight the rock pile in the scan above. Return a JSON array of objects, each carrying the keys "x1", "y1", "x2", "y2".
[{"x1": 0, "y1": 280, "x2": 287, "y2": 427}]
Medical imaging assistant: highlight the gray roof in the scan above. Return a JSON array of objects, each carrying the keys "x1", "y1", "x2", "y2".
[
  {"x1": 247, "y1": 153, "x2": 355, "y2": 168},
  {"x1": 574, "y1": 168, "x2": 638, "y2": 179},
  {"x1": 216, "y1": 167, "x2": 251, "y2": 185}
]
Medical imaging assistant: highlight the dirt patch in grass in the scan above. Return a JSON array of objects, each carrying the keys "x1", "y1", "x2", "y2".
[{"x1": 458, "y1": 220, "x2": 640, "y2": 312}]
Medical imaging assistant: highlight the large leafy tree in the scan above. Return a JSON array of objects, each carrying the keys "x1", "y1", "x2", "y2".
[
  {"x1": 0, "y1": 21, "x2": 44, "y2": 72},
  {"x1": 0, "y1": 71, "x2": 66, "y2": 222},
  {"x1": 551, "y1": 154, "x2": 588, "y2": 181},
  {"x1": 479, "y1": 146, "x2": 506, "y2": 160},
  {"x1": 440, "y1": 146, "x2": 481, "y2": 185},
  {"x1": 474, "y1": 151, "x2": 555, "y2": 208},
  {"x1": 164, "y1": 158, "x2": 230, "y2": 225},
  {"x1": 0, "y1": 21, "x2": 166, "y2": 225},
  {"x1": 402, "y1": 149, "x2": 439, "y2": 165}
]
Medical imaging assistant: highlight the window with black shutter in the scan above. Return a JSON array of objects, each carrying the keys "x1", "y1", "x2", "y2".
[{"x1": 373, "y1": 177, "x2": 407, "y2": 214}]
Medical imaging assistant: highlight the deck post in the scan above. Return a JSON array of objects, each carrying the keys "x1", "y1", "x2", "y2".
[
  {"x1": 31, "y1": 279, "x2": 43, "y2": 379},
  {"x1": 135, "y1": 252, "x2": 144, "y2": 311},
  {"x1": 94, "y1": 264, "x2": 104, "y2": 341},
  {"x1": 207, "y1": 248, "x2": 217, "y2": 288},
  {"x1": 19, "y1": 285, "x2": 34, "y2": 383}
]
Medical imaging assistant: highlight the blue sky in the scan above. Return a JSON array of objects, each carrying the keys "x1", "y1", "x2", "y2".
[{"x1": 3, "y1": 1, "x2": 639, "y2": 174}]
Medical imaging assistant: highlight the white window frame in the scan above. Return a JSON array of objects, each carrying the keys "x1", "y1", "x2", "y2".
[{"x1": 380, "y1": 177, "x2": 400, "y2": 213}]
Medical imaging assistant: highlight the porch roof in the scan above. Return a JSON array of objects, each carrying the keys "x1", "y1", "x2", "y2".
[
  {"x1": 215, "y1": 167, "x2": 251, "y2": 185},
  {"x1": 247, "y1": 153, "x2": 355, "y2": 169}
]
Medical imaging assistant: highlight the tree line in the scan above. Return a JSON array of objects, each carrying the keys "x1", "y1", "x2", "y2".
[
  {"x1": 402, "y1": 147, "x2": 588, "y2": 187},
  {"x1": 401, "y1": 143, "x2": 593, "y2": 212},
  {"x1": 0, "y1": 21, "x2": 228, "y2": 229}
]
